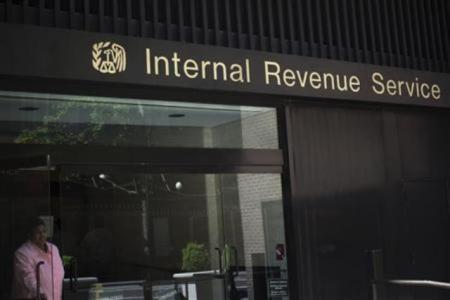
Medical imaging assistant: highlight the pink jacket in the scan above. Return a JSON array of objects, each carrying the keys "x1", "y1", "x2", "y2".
[{"x1": 12, "y1": 241, "x2": 65, "y2": 300}]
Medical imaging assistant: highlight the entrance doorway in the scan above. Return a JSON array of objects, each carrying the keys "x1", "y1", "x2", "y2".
[{"x1": 1, "y1": 150, "x2": 288, "y2": 300}]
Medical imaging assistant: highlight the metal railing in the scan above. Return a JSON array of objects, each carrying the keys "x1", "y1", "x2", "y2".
[{"x1": 369, "y1": 249, "x2": 450, "y2": 300}]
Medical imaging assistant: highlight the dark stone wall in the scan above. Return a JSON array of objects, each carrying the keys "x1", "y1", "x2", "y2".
[{"x1": 287, "y1": 103, "x2": 450, "y2": 299}]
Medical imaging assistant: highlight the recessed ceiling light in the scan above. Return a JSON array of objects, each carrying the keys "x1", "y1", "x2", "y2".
[
  {"x1": 19, "y1": 106, "x2": 39, "y2": 111},
  {"x1": 169, "y1": 114, "x2": 185, "y2": 118}
]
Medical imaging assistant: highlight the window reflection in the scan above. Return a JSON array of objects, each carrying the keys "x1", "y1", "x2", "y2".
[{"x1": 0, "y1": 91, "x2": 278, "y2": 149}]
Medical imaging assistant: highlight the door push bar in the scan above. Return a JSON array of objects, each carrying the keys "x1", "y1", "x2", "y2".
[
  {"x1": 368, "y1": 249, "x2": 450, "y2": 300},
  {"x1": 380, "y1": 279, "x2": 450, "y2": 290}
]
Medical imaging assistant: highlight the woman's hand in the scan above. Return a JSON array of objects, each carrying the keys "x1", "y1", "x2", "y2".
[{"x1": 37, "y1": 293, "x2": 47, "y2": 300}]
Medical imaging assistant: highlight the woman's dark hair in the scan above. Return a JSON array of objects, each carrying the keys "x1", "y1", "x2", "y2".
[{"x1": 27, "y1": 217, "x2": 46, "y2": 234}]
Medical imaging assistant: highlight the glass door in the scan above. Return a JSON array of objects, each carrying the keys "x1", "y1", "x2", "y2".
[
  {"x1": 221, "y1": 174, "x2": 289, "y2": 300},
  {"x1": 54, "y1": 165, "x2": 290, "y2": 300},
  {"x1": 57, "y1": 166, "x2": 227, "y2": 300},
  {"x1": 0, "y1": 155, "x2": 59, "y2": 300}
]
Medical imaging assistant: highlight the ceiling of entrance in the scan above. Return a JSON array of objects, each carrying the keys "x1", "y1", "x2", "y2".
[{"x1": 0, "y1": 92, "x2": 271, "y2": 128}]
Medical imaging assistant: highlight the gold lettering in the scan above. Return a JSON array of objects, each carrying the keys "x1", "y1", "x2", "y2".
[
  {"x1": 264, "y1": 61, "x2": 281, "y2": 85},
  {"x1": 349, "y1": 76, "x2": 361, "y2": 92},
  {"x1": 230, "y1": 64, "x2": 244, "y2": 82},
  {"x1": 386, "y1": 80, "x2": 397, "y2": 95},
  {"x1": 309, "y1": 72, "x2": 322, "y2": 89},
  {"x1": 431, "y1": 85, "x2": 441, "y2": 100},
  {"x1": 154, "y1": 56, "x2": 170, "y2": 76},
  {"x1": 213, "y1": 62, "x2": 227, "y2": 81},
  {"x1": 183, "y1": 59, "x2": 199, "y2": 78},
  {"x1": 172, "y1": 52, "x2": 181, "y2": 77},
  {"x1": 371, "y1": 72, "x2": 385, "y2": 94},
  {"x1": 323, "y1": 73, "x2": 335, "y2": 90},
  {"x1": 283, "y1": 69, "x2": 296, "y2": 87}
]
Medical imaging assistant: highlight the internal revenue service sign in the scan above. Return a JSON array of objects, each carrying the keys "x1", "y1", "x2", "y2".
[{"x1": 0, "y1": 24, "x2": 449, "y2": 108}]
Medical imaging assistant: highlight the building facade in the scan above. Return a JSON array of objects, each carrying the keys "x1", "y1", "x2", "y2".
[{"x1": 0, "y1": 1, "x2": 449, "y2": 300}]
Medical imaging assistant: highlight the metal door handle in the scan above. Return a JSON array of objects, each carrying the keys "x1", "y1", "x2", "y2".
[
  {"x1": 230, "y1": 246, "x2": 238, "y2": 276},
  {"x1": 68, "y1": 257, "x2": 78, "y2": 292},
  {"x1": 215, "y1": 247, "x2": 223, "y2": 275}
]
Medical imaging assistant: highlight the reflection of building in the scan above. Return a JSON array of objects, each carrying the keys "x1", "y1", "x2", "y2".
[{"x1": 0, "y1": 2, "x2": 449, "y2": 300}]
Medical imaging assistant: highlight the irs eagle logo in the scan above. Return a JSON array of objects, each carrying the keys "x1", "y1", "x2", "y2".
[{"x1": 92, "y1": 42, "x2": 126, "y2": 74}]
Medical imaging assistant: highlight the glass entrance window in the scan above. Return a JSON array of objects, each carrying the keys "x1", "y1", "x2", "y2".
[{"x1": 0, "y1": 90, "x2": 288, "y2": 300}]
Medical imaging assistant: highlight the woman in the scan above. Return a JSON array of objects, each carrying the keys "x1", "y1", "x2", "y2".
[{"x1": 12, "y1": 217, "x2": 64, "y2": 300}]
